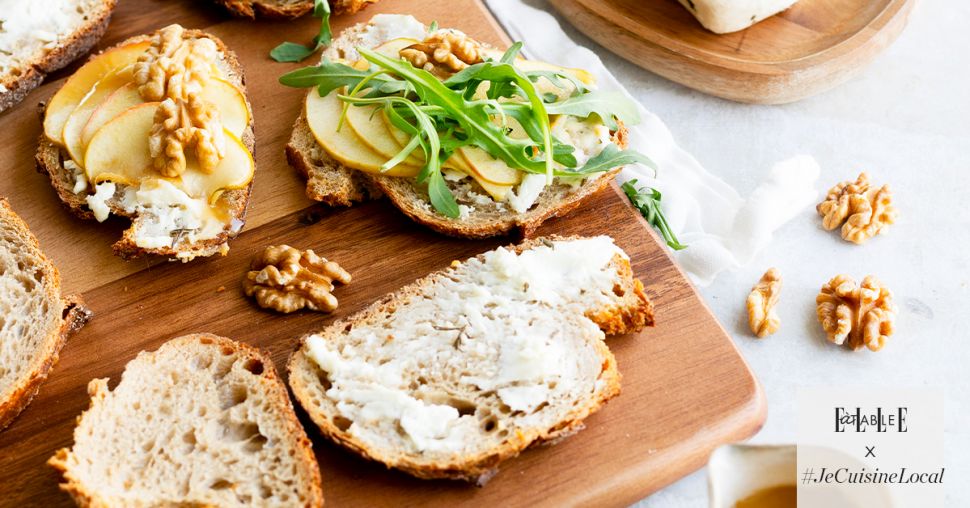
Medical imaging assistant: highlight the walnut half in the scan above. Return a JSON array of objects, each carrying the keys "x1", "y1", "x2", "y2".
[
  {"x1": 746, "y1": 268, "x2": 781, "y2": 338},
  {"x1": 401, "y1": 32, "x2": 484, "y2": 78},
  {"x1": 136, "y1": 24, "x2": 227, "y2": 177},
  {"x1": 150, "y1": 95, "x2": 226, "y2": 177},
  {"x1": 243, "y1": 245, "x2": 351, "y2": 313},
  {"x1": 817, "y1": 172, "x2": 898, "y2": 244},
  {"x1": 816, "y1": 274, "x2": 897, "y2": 351}
]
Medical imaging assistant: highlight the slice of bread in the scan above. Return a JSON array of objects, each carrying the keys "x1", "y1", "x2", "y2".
[
  {"x1": 50, "y1": 334, "x2": 324, "y2": 507},
  {"x1": 35, "y1": 28, "x2": 255, "y2": 261},
  {"x1": 288, "y1": 236, "x2": 653, "y2": 483},
  {"x1": 285, "y1": 17, "x2": 628, "y2": 239},
  {"x1": 0, "y1": 198, "x2": 90, "y2": 431},
  {"x1": 215, "y1": 0, "x2": 381, "y2": 19},
  {"x1": 0, "y1": 0, "x2": 117, "y2": 113}
]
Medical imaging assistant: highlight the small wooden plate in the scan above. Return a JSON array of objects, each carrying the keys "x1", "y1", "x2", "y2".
[{"x1": 549, "y1": 0, "x2": 916, "y2": 104}]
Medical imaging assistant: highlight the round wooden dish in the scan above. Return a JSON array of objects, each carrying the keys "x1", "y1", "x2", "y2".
[{"x1": 549, "y1": 0, "x2": 916, "y2": 104}]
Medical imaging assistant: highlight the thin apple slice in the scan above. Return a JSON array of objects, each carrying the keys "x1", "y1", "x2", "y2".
[
  {"x1": 179, "y1": 132, "x2": 255, "y2": 202},
  {"x1": 345, "y1": 103, "x2": 423, "y2": 166},
  {"x1": 445, "y1": 152, "x2": 514, "y2": 202},
  {"x1": 378, "y1": 109, "x2": 515, "y2": 200},
  {"x1": 374, "y1": 38, "x2": 420, "y2": 58},
  {"x1": 202, "y1": 78, "x2": 250, "y2": 138},
  {"x1": 84, "y1": 103, "x2": 156, "y2": 186},
  {"x1": 62, "y1": 65, "x2": 136, "y2": 165},
  {"x1": 80, "y1": 83, "x2": 143, "y2": 154},
  {"x1": 44, "y1": 41, "x2": 152, "y2": 144},
  {"x1": 381, "y1": 110, "x2": 470, "y2": 170},
  {"x1": 381, "y1": 110, "x2": 427, "y2": 165},
  {"x1": 459, "y1": 147, "x2": 521, "y2": 186},
  {"x1": 305, "y1": 90, "x2": 419, "y2": 177},
  {"x1": 80, "y1": 77, "x2": 250, "y2": 159},
  {"x1": 84, "y1": 103, "x2": 255, "y2": 202}
]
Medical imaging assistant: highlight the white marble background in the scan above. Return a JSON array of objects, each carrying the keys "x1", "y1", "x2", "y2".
[{"x1": 521, "y1": 0, "x2": 970, "y2": 505}]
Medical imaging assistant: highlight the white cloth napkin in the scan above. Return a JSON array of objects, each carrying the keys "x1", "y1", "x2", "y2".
[{"x1": 485, "y1": 0, "x2": 821, "y2": 286}]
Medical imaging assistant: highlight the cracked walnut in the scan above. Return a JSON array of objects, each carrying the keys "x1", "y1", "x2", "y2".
[
  {"x1": 817, "y1": 172, "x2": 897, "y2": 244},
  {"x1": 816, "y1": 274, "x2": 897, "y2": 352},
  {"x1": 401, "y1": 32, "x2": 484, "y2": 77},
  {"x1": 243, "y1": 245, "x2": 351, "y2": 314}
]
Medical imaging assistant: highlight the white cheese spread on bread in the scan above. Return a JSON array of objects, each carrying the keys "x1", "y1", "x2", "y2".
[{"x1": 305, "y1": 236, "x2": 625, "y2": 453}]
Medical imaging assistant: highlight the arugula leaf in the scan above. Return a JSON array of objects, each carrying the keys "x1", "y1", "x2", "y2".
[
  {"x1": 545, "y1": 91, "x2": 640, "y2": 130},
  {"x1": 621, "y1": 179, "x2": 686, "y2": 251},
  {"x1": 571, "y1": 143, "x2": 657, "y2": 175},
  {"x1": 270, "y1": 42, "x2": 319, "y2": 64},
  {"x1": 526, "y1": 70, "x2": 590, "y2": 97},
  {"x1": 314, "y1": 0, "x2": 332, "y2": 46},
  {"x1": 270, "y1": 0, "x2": 332, "y2": 63},
  {"x1": 360, "y1": 48, "x2": 554, "y2": 177},
  {"x1": 427, "y1": 169, "x2": 460, "y2": 218},
  {"x1": 279, "y1": 60, "x2": 409, "y2": 97}
]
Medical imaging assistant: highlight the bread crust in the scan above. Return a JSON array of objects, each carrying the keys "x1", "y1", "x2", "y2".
[
  {"x1": 0, "y1": 199, "x2": 92, "y2": 432},
  {"x1": 0, "y1": 0, "x2": 118, "y2": 114},
  {"x1": 34, "y1": 29, "x2": 255, "y2": 261},
  {"x1": 214, "y1": 0, "x2": 314, "y2": 19},
  {"x1": 49, "y1": 333, "x2": 324, "y2": 508},
  {"x1": 213, "y1": 0, "x2": 381, "y2": 19},
  {"x1": 288, "y1": 236, "x2": 653, "y2": 483}
]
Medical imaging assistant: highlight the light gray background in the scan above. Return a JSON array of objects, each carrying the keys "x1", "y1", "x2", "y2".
[{"x1": 523, "y1": 0, "x2": 970, "y2": 505}]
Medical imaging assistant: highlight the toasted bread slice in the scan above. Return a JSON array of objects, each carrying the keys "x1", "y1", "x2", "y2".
[
  {"x1": 0, "y1": 0, "x2": 117, "y2": 114},
  {"x1": 288, "y1": 236, "x2": 653, "y2": 483},
  {"x1": 35, "y1": 28, "x2": 255, "y2": 261},
  {"x1": 50, "y1": 334, "x2": 324, "y2": 507},
  {"x1": 215, "y1": 0, "x2": 381, "y2": 19},
  {"x1": 286, "y1": 16, "x2": 628, "y2": 238},
  {"x1": 0, "y1": 198, "x2": 90, "y2": 431}
]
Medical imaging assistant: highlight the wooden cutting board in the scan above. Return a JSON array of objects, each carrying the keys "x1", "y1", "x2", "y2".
[
  {"x1": 0, "y1": 0, "x2": 765, "y2": 506},
  {"x1": 549, "y1": 0, "x2": 915, "y2": 104}
]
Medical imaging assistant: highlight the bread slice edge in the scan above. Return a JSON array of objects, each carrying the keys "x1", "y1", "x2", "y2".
[{"x1": 0, "y1": 198, "x2": 92, "y2": 431}]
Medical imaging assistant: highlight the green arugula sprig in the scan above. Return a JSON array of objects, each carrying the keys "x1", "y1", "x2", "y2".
[
  {"x1": 270, "y1": 0, "x2": 332, "y2": 63},
  {"x1": 621, "y1": 179, "x2": 686, "y2": 250},
  {"x1": 279, "y1": 40, "x2": 657, "y2": 218}
]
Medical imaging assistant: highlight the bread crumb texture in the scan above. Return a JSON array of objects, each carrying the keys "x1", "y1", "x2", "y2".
[{"x1": 50, "y1": 334, "x2": 323, "y2": 507}]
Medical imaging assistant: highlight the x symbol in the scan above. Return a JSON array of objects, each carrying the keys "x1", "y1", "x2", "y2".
[{"x1": 865, "y1": 446, "x2": 876, "y2": 458}]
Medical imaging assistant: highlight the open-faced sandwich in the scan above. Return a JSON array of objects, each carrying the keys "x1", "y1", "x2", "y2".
[
  {"x1": 283, "y1": 14, "x2": 652, "y2": 238},
  {"x1": 0, "y1": 0, "x2": 118, "y2": 113},
  {"x1": 288, "y1": 235, "x2": 653, "y2": 483},
  {"x1": 36, "y1": 24, "x2": 255, "y2": 261}
]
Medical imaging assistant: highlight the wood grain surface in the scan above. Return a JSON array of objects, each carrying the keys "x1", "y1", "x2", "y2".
[
  {"x1": 0, "y1": 0, "x2": 765, "y2": 506},
  {"x1": 549, "y1": 0, "x2": 915, "y2": 104}
]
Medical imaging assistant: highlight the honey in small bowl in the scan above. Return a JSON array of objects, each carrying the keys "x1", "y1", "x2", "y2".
[{"x1": 734, "y1": 484, "x2": 796, "y2": 508}]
